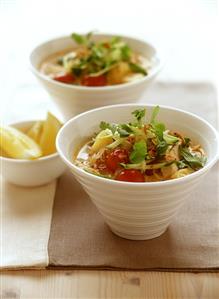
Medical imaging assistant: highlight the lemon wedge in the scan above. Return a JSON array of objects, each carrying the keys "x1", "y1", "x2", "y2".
[
  {"x1": 39, "y1": 112, "x2": 62, "y2": 156},
  {"x1": 0, "y1": 126, "x2": 42, "y2": 159},
  {"x1": 26, "y1": 121, "x2": 44, "y2": 143},
  {"x1": 90, "y1": 129, "x2": 113, "y2": 153}
]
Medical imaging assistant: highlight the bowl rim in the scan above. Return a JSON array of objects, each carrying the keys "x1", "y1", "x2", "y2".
[
  {"x1": 0, "y1": 119, "x2": 60, "y2": 164},
  {"x1": 29, "y1": 32, "x2": 164, "y2": 92},
  {"x1": 56, "y1": 103, "x2": 219, "y2": 187}
]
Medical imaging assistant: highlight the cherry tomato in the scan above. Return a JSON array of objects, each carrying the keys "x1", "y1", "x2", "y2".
[
  {"x1": 81, "y1": 74, "x2": 107, "y2": 87},
  {"x1": 106, "y1": 148, "x2": 129, "y2": 172},
  {"x1": 54, "y1": 73, "x2": 75, "y2": 84},
  {"x1": 115, "y1": 169, "x2": 145, "y2": 182}
]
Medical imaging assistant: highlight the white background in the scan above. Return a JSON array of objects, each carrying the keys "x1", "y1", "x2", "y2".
[{"x1": 0, "y1": 0, "x2": 217, "y2": 123}]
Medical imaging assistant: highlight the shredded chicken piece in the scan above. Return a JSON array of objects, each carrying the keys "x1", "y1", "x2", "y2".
[
  {"x1": 165, "y1": 144, "x2": 180, "y2": 161},
  {"x1": 161, "y1": 163, "x2": 178, "y2": 179}
]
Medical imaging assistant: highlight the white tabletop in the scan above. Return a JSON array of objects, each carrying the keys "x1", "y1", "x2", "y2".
[{"x1": 0, "y1": 0, "x2": 217, "y2": 123}]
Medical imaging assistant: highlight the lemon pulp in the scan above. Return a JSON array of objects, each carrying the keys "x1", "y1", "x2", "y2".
[
  {"x1": 0, "y1": 126, "x2": 42, "y2": 159},
  {"x1": 39, "y1": 112, "x2": 62, "y2": 156}
]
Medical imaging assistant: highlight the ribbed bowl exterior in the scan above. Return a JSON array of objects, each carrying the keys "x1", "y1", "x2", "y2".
[
  {"x1": 56, "y1": 104, "x2": 219, "y2": 240},
  {"x1": 36, "y1": 76, "x2": 156, "y2": 120},
  {"x1": 71, "y1": 168, "x2": 206, "y2": 240}
]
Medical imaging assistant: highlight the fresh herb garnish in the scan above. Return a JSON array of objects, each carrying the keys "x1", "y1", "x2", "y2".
[
  {"x1": 71, "y1": 33, "x2": 87, "y2": 44},
  {"x1": 132, "y1": 109, "x2": 146, "y2": 125},
  {"x1": 130, "y1": 140, "x2": 147, "y2": 163},
  {"x1": 129, "y1": 63, "x2": 148, "y2": 75},
  {"x1": 150, "y1": 105, "x2": 160, "y2": 123},
  {"x1": 99, "y1": 121, "x2": 117, "y2": 134},
  {"x1": 163, "y1": 131, "x2": 179, "y2": 145},
  {"x1": 153, "y1": 123, "x2": 166, "y2": 141},
  {"x1": 69, "y1": 32, "x2": 148, "y2": 80},
  {"x1": 180, "y1": 147, "x2": 207, "y2": 170},
  {"x1": 77, "y1": 107, "x2": 207, "y2": 183},
  {"x1": 150, "y1": 106, "x2": 166, "y2": 141},
  {"x1": 117, "y1": 128, "x2": 130, "y2": 137},
  {"x1": 157, "y1": 141, "x2": 169, "y2": 156},
  {"x1": 177, "y1": 160, "x2": 187, "y2": 169},
  {"x1": 121, "y1": 45, "x2": 131, "y2": 60}
]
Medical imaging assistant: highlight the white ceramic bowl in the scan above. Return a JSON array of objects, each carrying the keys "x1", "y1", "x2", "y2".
[
  {"x1": 30, "y1": 33, "x2": 162, "y2": 120},
  {"x1": 1, "y1": 121, "x2": 66, "y2": 187},
  {"x1": 56, "y1": 104, "x2": 219, "y2": 240}
]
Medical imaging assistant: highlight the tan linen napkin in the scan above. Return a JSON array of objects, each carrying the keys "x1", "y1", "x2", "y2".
[
  {"x1": 0, "y1": 177, "x2": 56, "y2": 269},
  {"x1": 48, "y1": 82, "x2": 219, "y2": 271}
]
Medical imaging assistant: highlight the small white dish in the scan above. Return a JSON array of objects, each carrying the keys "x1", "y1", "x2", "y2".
[
  {"x1": 30, "y1": 33, "x2": 163, "y2": 120},
  {"x1": 1, "y1": 121, "x2": 66, "y2": 187},
  {"x1": 56, "y1": 104, "x2": 219, "y2": 240}
]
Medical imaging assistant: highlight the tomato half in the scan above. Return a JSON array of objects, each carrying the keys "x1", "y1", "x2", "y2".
[
  {"x1": 81, "y1": 74, "x2": 107, "y2": 87},
  {"x1": 106, "y1": 148, "x2": 129, "y2": 172},
  {"x1": 54, "y1": 73, "x2": 75, "y2": 84},
  {"x1": 115, "y1": 169, "x2": 145, "y2": 182}
]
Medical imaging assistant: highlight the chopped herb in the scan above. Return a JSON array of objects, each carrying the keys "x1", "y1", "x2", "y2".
[
  {"x1": 177, "y1": 160, "x2": 187, "y2": 169},
  {"x1": 180, "y1": 147, "x2": 207, "y2": 170},
  {"x1": 132, "y1": 108, "x2": 146, "y2": 125},
  {"x1": 130, "y1": 140, "x2": 147, "y2": 163},
  {"x1": 129, "y1": 63, "x2": 147, "y2": 75},
  {"x1": 150, "y1": 106, "x2": 160, "y2": 124},
  {"x1": 149, "y1": 106, "x2": 166, "y2": 142},
  {"x1": 75, "y1": 107, "x2": 207, "y2": 183},
  {"x1": 121, "y1": 45, "x2": 131, "y2": 60},
  {"x1": 86, "y1": 31, "x2": 93, "y2": 40},
  {"x1": 153, "y1": 122, "x2": 166, "y2": 141},
  {"x1": 120, "y1": 124, "x2": 133, "y2": 133},
  {"x1": 99, "y1": 121, "x2": 117, "y2": 134},
  {"x1": 71, "y1": 33, "x2": 86, "y2": 44},
  {"x1": 157, "y1": 140, "x2": 168, "y2": 156},
  {"x1": 117, "y1": 128, "x2": 130, "y2": 137},
  {"x1": 163, "y1": 131, "x2": 179, "y2": 145}
]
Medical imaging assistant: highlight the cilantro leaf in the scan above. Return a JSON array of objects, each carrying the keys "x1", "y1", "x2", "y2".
[
  {"x1": 157, "y1": 140, "x2": 168, "y2": 156},
  {"x1": 130, "y1": 140, "x2": 147, "y2": 163},
  {"x1": 163, "y1": 131, "x2": 179, "y2": 144},
  {"x1": 150, "y1": 106, "x2": 160, "y2": 124},
  {"x1": 99, "y1": 121, "x2": 117, "y2": 134},
  {"x1": 120, "y1": 124, "x2": 133, "y2": 133},
  {"x1": 71, "y1": 32, "x2": 93, "y2": 45},
  {"x1": 180, "y1": 147, "x2": 207, "y2": 170},
  {"x1": 117, "y1": 128, "x2": 130, "y2": 137},
  {"x1": 129, "y1": 63, "x2": 147, "y2": 75},
  {"x1": 86, "y1": 31, "x2": 93, "y2": 40},
  {"x1": 149, "y1": 106, "x2": 166, "y2": 141},
  {"x1": 121, "y1": 45, "x2": 131, "y2": 61},
  {"x1": 132, "y1": 109, "x2": 146, "y2": 125},
  {"x1": 153, "y1": 122, "x2": 166, "y2": 141},
  {"x1": 71, "y1": 33, "x2": 86, "y2": 44},
  {"x1": 177, "y1": 160, "x2": 187, "y2": 169}
]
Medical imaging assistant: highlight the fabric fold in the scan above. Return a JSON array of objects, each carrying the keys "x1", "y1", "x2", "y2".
[{"x1": 1, "y1": 178, "x2": 56, "y2": 269}]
